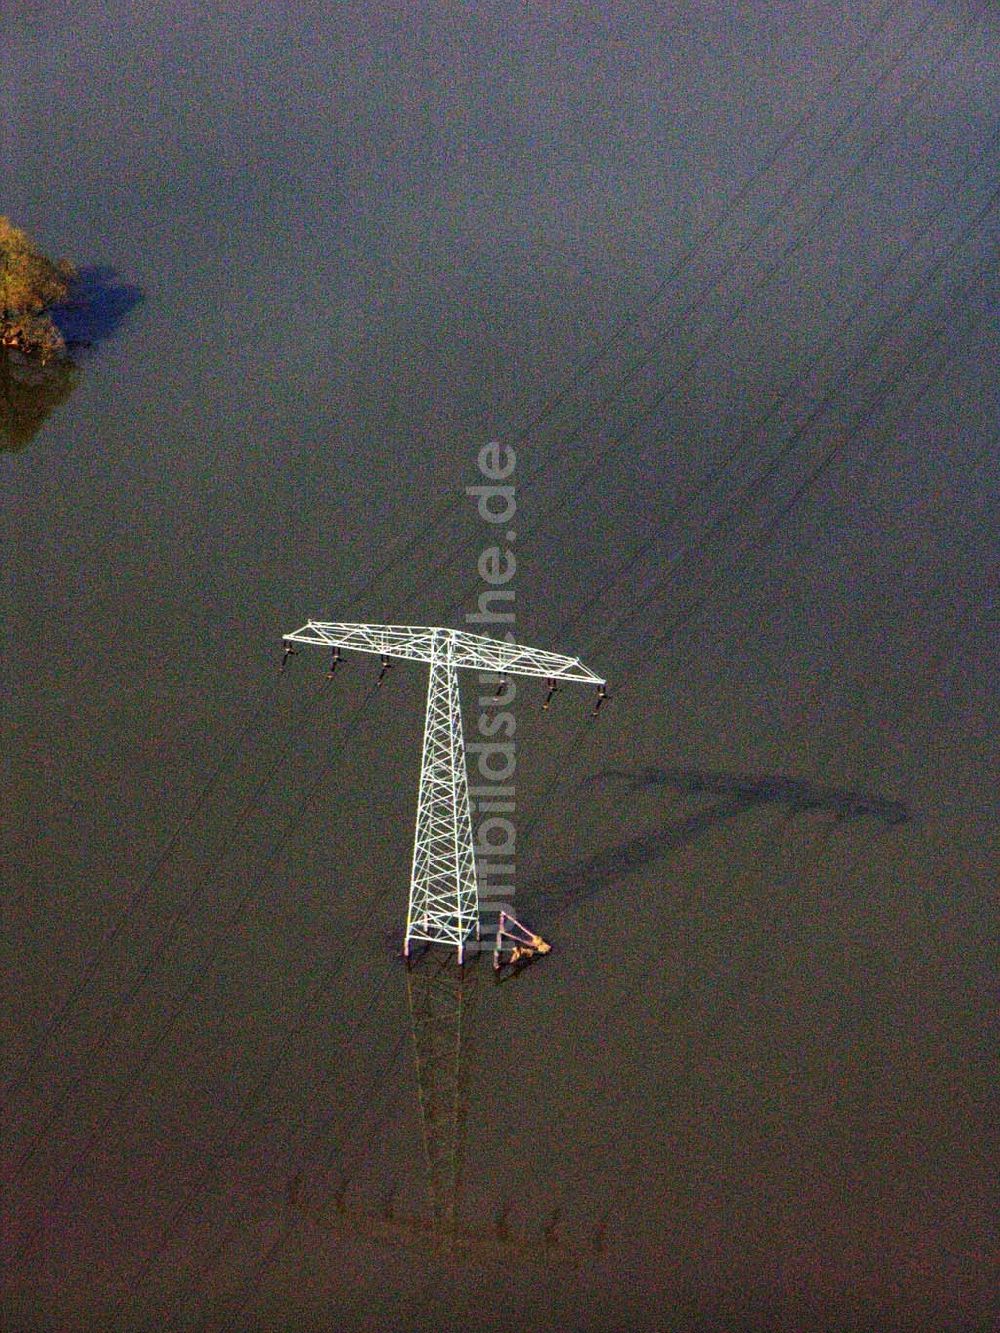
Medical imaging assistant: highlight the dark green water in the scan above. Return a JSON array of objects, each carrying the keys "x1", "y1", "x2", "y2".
[{"x1": 2, "y1": 3, "x2": 997, "y2": 1329}]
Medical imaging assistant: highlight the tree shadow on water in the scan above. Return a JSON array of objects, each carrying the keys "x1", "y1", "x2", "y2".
[
  {"x1": 521, "y1": 764, "x2": 909, "y2": 921},
  {"x1": 50, "y1": 265, "x2": 144, "y2": 350}
]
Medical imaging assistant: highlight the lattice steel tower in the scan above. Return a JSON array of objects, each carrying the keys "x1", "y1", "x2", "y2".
[{"x1": 281, "y1": 622, "x2": 605, "y2": 961}]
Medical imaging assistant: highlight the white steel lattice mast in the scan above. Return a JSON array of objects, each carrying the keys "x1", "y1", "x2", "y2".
[{"x1": 281, "y1": 622, "x2": 605, "y2": 962}]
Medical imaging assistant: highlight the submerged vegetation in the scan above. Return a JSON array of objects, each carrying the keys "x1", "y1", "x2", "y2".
[{"x1": 0, "y1": 217, "x2": 76, "y2": 363}]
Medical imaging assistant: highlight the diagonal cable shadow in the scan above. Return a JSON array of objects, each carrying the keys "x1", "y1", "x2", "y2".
[{"x1": 521, "y1": 765, "x2": 908, "y2": 919}]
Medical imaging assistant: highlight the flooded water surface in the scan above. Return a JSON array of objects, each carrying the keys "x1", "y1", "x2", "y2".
[{"x1": 3, "y1": 3, "x2": 997, "y2": 1330}]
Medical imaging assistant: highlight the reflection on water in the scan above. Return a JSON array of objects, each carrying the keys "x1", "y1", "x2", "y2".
[
  {"x1": 406, "y1": 950, "x2": 476, "y2": 1249},
  {"x1": 0, "y1": 350, "x2": 79, "y2": 452},
  {"x1": 291, "y1": 952, "x2": 599, "y2": 1269}
]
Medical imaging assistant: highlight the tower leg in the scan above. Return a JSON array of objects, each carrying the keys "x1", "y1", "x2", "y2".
[{"x1": 404, "y1": 634, "x2": 480, "y2": 961}]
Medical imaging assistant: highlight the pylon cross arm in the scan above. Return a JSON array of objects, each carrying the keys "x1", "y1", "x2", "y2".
[
  {"x1": 282, "y1": 619, "x2": 604, "y2": 961},
  {"x1": 283, "y1": 622, "x2": 604, "y2": 685}
]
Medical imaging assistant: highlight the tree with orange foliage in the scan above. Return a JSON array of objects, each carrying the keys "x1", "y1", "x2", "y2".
[{"x1": 0, "y1": 217, "x2": 76, "y2": 363}]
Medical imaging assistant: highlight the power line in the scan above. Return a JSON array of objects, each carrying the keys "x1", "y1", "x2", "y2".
[
  {"x1": 7, "y1": 678, "x2": 382, "y2": 1246},
  {"x1": 80, "y1": 28, "x2": 970, "y2": 1199},
  {"x1": 6, "y1": 673, "x2": 339, "y2": 1176},
  {"x1": 503, "y1": 265, "x2": 996, "y2": 925},
  {"x1": 117, "y1": 23, "x2": 997, "y2": 1322},
  {"x1": 1, "y1": 666, "x2": 283, "y2": 1113},
  {"x1": 582, "y1": 191, "x2": 1000, "y2": 660},
  {"x1": 516, "y1": 260, "x2": 997, "y2": 879},
  {"x1": 429, "y1": 7, "x2": 986, "y2": 627},
  {"x1": 330, "y1": 0, "x2": 929, "y2": 623},
  {"x1": 140, "y1": 113, "x2": 995, "y2": 1333},
  {"x1": 552, "y1": 136, "x2": 999, "y2": 644},
  {"x1": 137, "y1": 106, "x2": 997, "y2": 1333},
  {"x1": 592, "y1": 229, "x2": 998, "y2": 661}
]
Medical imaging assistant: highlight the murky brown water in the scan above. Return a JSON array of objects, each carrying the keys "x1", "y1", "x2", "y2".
[{"x1": 3, "y1": 3, "x2": 997, "y2": 1329}]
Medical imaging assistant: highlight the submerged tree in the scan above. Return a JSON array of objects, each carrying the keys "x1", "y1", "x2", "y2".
[{"x1": 0, "y1": 217, "x2": 76, "y2": 362}]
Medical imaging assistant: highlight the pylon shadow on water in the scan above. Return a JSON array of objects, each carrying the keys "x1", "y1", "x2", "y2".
[
  {"x1": 521, "y1": 764, "x2": 908, "y2": 920},
  {"x1": 590, "y1": 765, "x2": 909, "y2": 826}
]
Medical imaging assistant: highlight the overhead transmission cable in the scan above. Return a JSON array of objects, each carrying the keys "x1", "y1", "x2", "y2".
[
  {"x1": 499, "y1": 221, "x2": 998, "y2": 882},
  {"x1": 554, "y1": 178, "x2": 1000, "y2": 659},
  {"x1": 395, "y1": 3, "x2": 965, "y2": 621},
  {"x1": 115, "y1": 23, "x2": 997, "y2": 1322},
  {"x1": 588, "y1": 220, "x2": 999, "y2": 661},
  {"x1": 332, "y1": 0, "x2": 928, "y2": 622},
  {"x1": 557, "y1": 343, "x2": 1000, "y2": 1258},
  {"x1": 429, "y1": 6, "x2": 985, "y2": 627},
  {"x1": 551, "y1": 137, "x2": 1000, "y2": 644},
  {"x1": 184, "y1": 79, "x2": 994, "y2": 1333},
  {"x1": 121, "y1": 103, "x2": 997, "y2": 1333},
  {"x1": 517, "y1": 258, "x2": 998, "y2": 879},
  {"x1": 6, "y1": 672, "x2": 340, "y2": 1174},
  {"x1": 139, "y1": 70, "x2": 995, "y2": 1333},
  {"x1": 1, "y1": 666, "x2": 284, "y2": 1113},
  {"x1": 8, "y1": 677, "x2": 380, "y2": 1209}
]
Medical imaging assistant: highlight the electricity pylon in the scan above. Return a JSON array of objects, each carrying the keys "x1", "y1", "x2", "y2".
[{"x1": 281, "y1": 622, "x2": 605, "y2": 960}]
